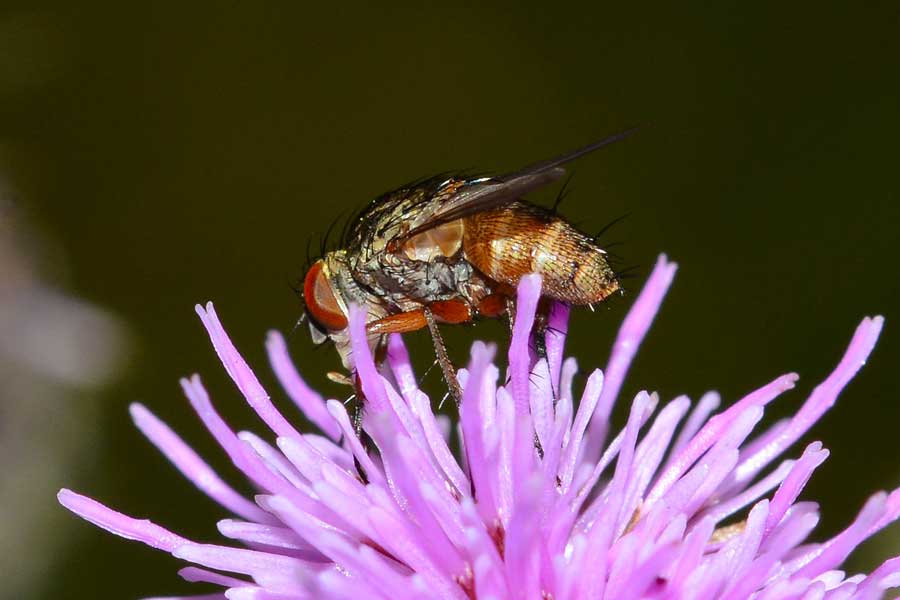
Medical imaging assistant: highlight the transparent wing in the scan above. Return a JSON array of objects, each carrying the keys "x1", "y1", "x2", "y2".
[{"x1": 395, "y1": 126, "x2": 641, "y2": 242}]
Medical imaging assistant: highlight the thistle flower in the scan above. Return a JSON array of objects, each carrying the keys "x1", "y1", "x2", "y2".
[{"x1": 59, "y1": 255, "x2": 899, "y2": 599}]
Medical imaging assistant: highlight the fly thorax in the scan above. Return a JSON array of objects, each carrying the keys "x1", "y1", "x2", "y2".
[{"x1": 325, "y1": 251, "x2": 387, "y2": 321}]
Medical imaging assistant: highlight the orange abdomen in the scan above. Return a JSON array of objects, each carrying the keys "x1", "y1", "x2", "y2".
[{"x1": 462, "y1": 202, "x2": 619, "y2": 305}]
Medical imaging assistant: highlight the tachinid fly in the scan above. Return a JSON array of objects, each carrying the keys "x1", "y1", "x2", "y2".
[{"x1": 302, "y1": 128, "x2": 637, "y2": 401}]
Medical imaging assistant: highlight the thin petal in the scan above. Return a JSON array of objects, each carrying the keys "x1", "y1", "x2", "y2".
[
  {"x1": 266, "y1": 331, "x2": 341, "y2": 440},
  {"x1": 584, "y1": 254, "x2": 677, "y2": 459},
  {"x1": 196, "y1": 303, "x2": 300, "y2": 440},
  {"x1": 732, "y1": 316, "x2": 884, "y2": 486},
  {"x1": 508, "y1": 273, "x2": 542, "y2": 414},
  {"x1": 58, "y1": 489, "x2": 188, "y2": 552},
  {"x1": 130, "y1": 402, "x2": 273, "y2": 524}
]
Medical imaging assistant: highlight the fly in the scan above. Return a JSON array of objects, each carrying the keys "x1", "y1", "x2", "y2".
[{"x1": 302, "y1": 127, "x2": 638, "y2": 402}]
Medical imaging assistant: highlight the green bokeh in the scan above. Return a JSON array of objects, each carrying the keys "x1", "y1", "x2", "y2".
[{"x1": 1, "y1": 2, "x2": 897, "y2": 597}]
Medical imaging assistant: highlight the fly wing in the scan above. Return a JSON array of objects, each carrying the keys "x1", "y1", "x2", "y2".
[{"x1": 395, "y1": 126, "x2": 640, "y2": 242}]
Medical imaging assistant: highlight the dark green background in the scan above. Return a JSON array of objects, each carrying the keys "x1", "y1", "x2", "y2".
[{"x1": 2, "y1": 2, "x2": 898, "y2": 598}]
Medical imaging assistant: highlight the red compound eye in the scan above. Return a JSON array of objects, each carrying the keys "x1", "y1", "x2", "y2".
[{"x1": 303, "y1": 260, "x2": 348, "y2": 331}]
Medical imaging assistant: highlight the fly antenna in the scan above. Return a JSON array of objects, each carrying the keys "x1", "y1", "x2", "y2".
[{"x1": 290, "y1": 312, "x2": 306, "y2": 336}]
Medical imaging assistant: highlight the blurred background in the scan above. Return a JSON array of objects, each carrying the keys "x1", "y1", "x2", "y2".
[{"x1": 0, "y1": 1, "x2": 897, "y2": 598}]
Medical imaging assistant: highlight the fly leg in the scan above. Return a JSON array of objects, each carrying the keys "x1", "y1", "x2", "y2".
[
  {"x1": 425, "y1": 299, "x2": 475, "y2": 405},
  {"x1": 343, "y1": 340, "x2": 390, "y2": 484},
  {"x1": 505, "y1": 297, "x2": 517, "y2": 336},
  {"x1": 366, "y1": 302, "x2": 472, "y2": 405},
  {"x1": 352, "y1": 388, "x2": 364, "y2": 436},
  {"x1": 505, "y1": 295, "x2": 552, "y2": 366},
  {"x1": 423, "y1": 307, "x2": 464, "y2": 405},
  {"x1": 531, "y1": 301, "x2": 553, "y2": 460},
  {"x1": 366, "y1": 305, "x2": 466, "y2": 404},
  {"x1": 331, "y1": 366, "x2": 380, "y2": 439},
  {"x1": 367, "y1": 310, "x2": 427, "y2": 335},
  {"x1": 532, "y1": 297, "x2": 553, "y2": 367},
  {"x1": 331, "y1": 371, "x2": 369, "y2": 483},
  {"x1": 506, "y1": 295, "x2": 554, "y2": 458},
  {"x1": 324, "y1": 370, "x2": 365, "y2": 434}
]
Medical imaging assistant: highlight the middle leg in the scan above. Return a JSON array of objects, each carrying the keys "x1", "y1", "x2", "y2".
[{"x1": 423, "y1": 307, "x2": 464, "y2": 404}]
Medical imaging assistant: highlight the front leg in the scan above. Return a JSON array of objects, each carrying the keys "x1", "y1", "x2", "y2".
[{"x1": 367, "y1": 309, "x2": 427, "y2": 335}]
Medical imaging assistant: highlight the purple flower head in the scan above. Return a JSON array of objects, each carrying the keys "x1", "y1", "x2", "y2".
[{"x1": 59, "y1": 255, "x2": 899, "y2": 599}]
